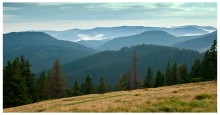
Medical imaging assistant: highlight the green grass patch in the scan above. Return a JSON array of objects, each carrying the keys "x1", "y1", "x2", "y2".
[
  {"x1": 36, "y1": 108, "x2": 46, "y2": 112},
  {"x1": 195, "y1": 94, "x2": 212, "y2": 100},
  {"x1": 144, "y1": 96, "x2": 216, "y2": 112}
]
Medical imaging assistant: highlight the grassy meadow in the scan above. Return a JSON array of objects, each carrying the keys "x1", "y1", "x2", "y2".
[{"x1": 4, "y1": 81, "x2": 217, "y2": 112}]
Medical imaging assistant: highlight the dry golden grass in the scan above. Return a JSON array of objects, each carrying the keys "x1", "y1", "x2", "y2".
[{"x1": 4, "y1": 81, "x2": 217, "y2": 112}]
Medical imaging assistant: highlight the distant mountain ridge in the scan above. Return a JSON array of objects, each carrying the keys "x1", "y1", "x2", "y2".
[
  {"x1": 42, "y1": 25, "x2": 216, "y2": 49},
  {"x1": 3, "y1": 32, "x2": 96, "y2": 73},
  {"x1": 97, "y1": 30, "x2": 217, "y2": 52},
  {"x1": 97, "y1": 30, "x2": 181, "y2": 51},
  {"x1": 44, "y1": 25, "x2": 216, "y2": 42}
]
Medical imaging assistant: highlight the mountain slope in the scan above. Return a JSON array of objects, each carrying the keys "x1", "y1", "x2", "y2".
[
  {"x1": 4, "y1": 81, "x2": 217, "y2": 112},
  {"x1": 97, "y1": 31, "x2": 181, "y2": 51},
  {"x1": 76, "y1": 39, "x2": 110, "y2": 49},
  {"x1": 173, "y1": 31, "x2": 217, "y2": 52},
  {"x1": 3, "y1": 32, "x2": 96, "y2": 73},
  {"x1": 62, "y1": 44, "x2": 202, "y2": 86}
]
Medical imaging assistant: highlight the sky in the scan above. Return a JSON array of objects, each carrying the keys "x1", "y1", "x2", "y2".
[{"x1": 3, "y1": 2, "x2": 217, "y2": 33}]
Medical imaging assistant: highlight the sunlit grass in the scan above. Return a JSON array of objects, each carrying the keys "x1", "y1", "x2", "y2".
[{"x1": 4, "y1": 81, "x2": 217, "y2": 112}]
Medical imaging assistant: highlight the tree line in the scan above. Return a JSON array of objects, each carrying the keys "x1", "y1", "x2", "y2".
[
  {"x1": 3, "y1": 57, "x2": 109, "y2": 108},
  {"x1": 3, "y1": 40, "x2": 217, "y2": 108},
  {"x1": 116, "y1": 40, "x2": 217, "y2": 90}
]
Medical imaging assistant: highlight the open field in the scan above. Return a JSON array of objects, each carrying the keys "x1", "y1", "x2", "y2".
[{"x1": 4, "y1": 81, "x2": 217, "y2": 112}]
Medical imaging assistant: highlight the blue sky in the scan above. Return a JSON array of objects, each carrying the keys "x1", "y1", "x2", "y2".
[{"x1": 3, "y1": 2, "x2": 217, "y2": 33}]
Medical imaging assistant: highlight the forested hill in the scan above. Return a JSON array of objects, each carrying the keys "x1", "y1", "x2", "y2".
[
  {"x1": 173, "y1": 31, "x2": 217, "y2": 52},
  {"x1": 3, "y1": 32, "x2": 96, "y2": 73},
  {"x1": 97, "y1": 30, "x2": 181, "y2": 51},
  {"x1": 62, "y1": 44, "x2": 203, "y2": 86}
]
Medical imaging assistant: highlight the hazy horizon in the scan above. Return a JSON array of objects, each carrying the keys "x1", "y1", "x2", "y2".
[{"x1": 3, "y1": 2, "x2": 217, "y2": 33}]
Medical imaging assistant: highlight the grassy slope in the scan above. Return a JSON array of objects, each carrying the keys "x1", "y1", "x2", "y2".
[{"x1": 4, "y1": 81, "x2": 217, "y2": 112}]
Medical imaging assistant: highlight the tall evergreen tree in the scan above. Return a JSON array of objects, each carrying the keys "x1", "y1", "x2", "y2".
[
  {"x1": 191, "y1": 58, "x2": 202, "y2": 82},
  {"x1": 210, "y1": 40, "x2": 217, "y2": 80},
  {"x1": 36, "y1": 70, "x2": 48, "y2": 100},
  {"x1": 47, "y1": 59, "x2": 66, "y2": 98},
  {"x1": 154, "y1": 70, "x2": 164, "y2": 87},
  {"x1": 72, "y1": 80, "x2": 80, "y2": 96},
  {"x1": 20, "y1": 55, "x2": 37, "y2": 102},
  {"x1": 170, "y1": 62, "x2": 178, "y2": 85},
  {"x1": 3, "y1": 58, "x2": 30, "y2": 108},
  {"x1": 201, "y1": 52, "x2": 212, "y2": 81},
  {"x1": 164, "y1": 63, "x2": 171, "y2": 85},
  {"x1": 84, "y1": 75, "x2": 94, "y2": 94},
  {"x1": 201, "y1": 40, "x2": 217, "y2": 81},
  {"x1": 178, "y1": 64, "x2": 188, "y2": 83},
  {"x1": 98, "y1": 76, "x2": 107, "y2": 93},
  {"x1": 144, "y1": 67, "x2": 154, "y2": 88},
  {"x1": 117, "y1": 74, "x2": 130, "y2": 91}
]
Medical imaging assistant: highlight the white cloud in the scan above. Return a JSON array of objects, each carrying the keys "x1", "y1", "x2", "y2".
[
  {"x1": 77, "y1": 34, "x2": 106, "y2": 41},
  {"x1": 182, "y1": 33, "x2": 203, "y2": 36},
  {"x1": 196, "y1": 27, "x2": 215, "y2": 33}
]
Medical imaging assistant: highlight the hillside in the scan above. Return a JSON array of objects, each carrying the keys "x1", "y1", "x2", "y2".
[
  {"x1": 3, "y1": 32, "x2": 96, "y2": 73},
  {"x1": 62, "y1": 44, "x2": 202, "y2": 86},
  {"x1": 173, "y1": 31, "x2": 217, "y2": 52},
  {"x1": 4, "y1": 81, "x2": 217, "y2": 112},
  {"x1": 76, "y1": 39, "x2": 110, "y2": 49},
  {"x1": 97, "y1": 30, "x2": 181, "y2": 51}
]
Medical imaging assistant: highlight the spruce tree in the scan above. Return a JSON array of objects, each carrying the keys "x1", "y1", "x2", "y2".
[
  {"x1": 201, "y1": 52, "x2": 212, "y2": 81},
  {"x1": 3, "y1": 58, "x2": 30, "y2": 108},
  {"x1": 178, "y1": 64, "x2": 188, "y2": 83},
  {"x1": 117, "y1": 74, "x2": 130, "y2": 91},
  {"x1": 20, "y1": 56, "x2": 37, "y2": 102},
  {"x1": 201, "y1": 40, "x2": 217, "y2": 81},
  {"x1": 164, "y1": 63, "x2": 171, "y2": 85},
  {"x1": 210, "y1": 40, "x2": 217, "y2": 80},
  {"x1": 47, "y1": 59, "x2": 66, "y2": 98},
  {"x1": 191, "y1": 58, "x2": 202, "y2": 82},
  {"x1": 36, "y1": 70, "x2": 48, "y2": 100},
  {"x1": 98, "y1": 76, "x2": 107, "y2": 93},
  {"x1": 84, "y1": 75, "x2": 94, "y2": 94},
  {"x1": 72, "y1": 81, "x2": 80, "y2": 96},
  {"x1": 154, "y1": 70, "x2": 164, "y2": 87},
  {"x1": 144, "y1": 67, "x2": 154, "y2": 88},
  {"x1": 170, "y1": 62, "x2": 178, "y2": 85}
]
